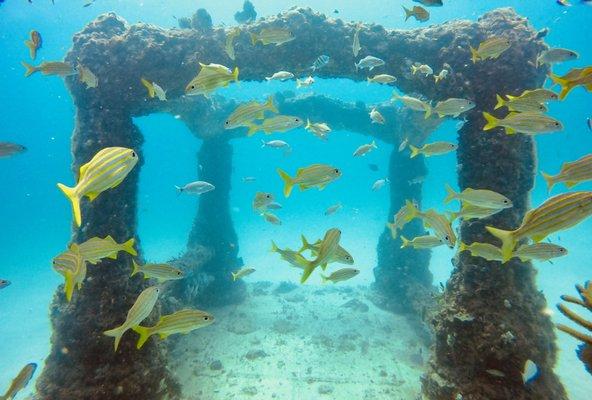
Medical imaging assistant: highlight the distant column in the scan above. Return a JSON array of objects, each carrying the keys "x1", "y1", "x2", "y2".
[
  {"x1": 186, "y1": 137, "x2": 245, "y2": 306},
  {"x1": 35, "y1": 108, "x2": 180, "y2": 399},
  {"x1": 373, "y1": 147, "x2": 433, "y2": 314},
  {"x1": 421, "y1": 115, "x2": 567, "y2": 399}
]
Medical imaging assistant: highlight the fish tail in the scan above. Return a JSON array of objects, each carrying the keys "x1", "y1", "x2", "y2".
[
  {"x1": 131, "y1": 259, "x2": 141, "y2": 277},
  {"x1": 424, "y1": 105, "x2": 432, "y2": 119},
  {"x1": 482, "y1": 112, "x2": 499, "y2": 131},
  {"x1": 367, "y1": 77, "x2": 372, "y2": 85},
  {"x1": 411, "y1": 65, "x2": 418, "y2": 75},
  {"x1": 21, "y1": 61, "x2": 37, "y2": 77},
  {"x1": 305, "y1": 118, "x2": 311, "y2": 130},
  {"x1": 400, "y1": 236, "x2": 410, "y2": 249},
  {"x1": 174, "y1": 185, "x2": 183, "y2": 195},
  {"x1": 320, "y1": 274, "x2": 329, "y2": 283},
  {"x1": 548, "y1": 73, "x2": 571, "y2": 100},
  {"x1": 494, "y1": 94, "x2": 506, "y2": 110},
  {"x1": 122, "y1": 238, "x2": 137, "y2": 256},
  {"x1": 246, "y1": 122, "x2": 260, "y2": 136},
  {"x1": 409, "y1": 145, "x2": 420, "y2": 158},
  {"x1": 260, "y1": 139, "x2": 267, "y2": 148},
  {"x1": 24, "y1": 39, "x2": 36, "y2": 59},
  {"x1": 458, "y1": 241, "x2": 468, "y2": 252},
  {"x1": 443, "y1": 183, "x2": 457, "y2": 204},
  {"x1": 270, "y1": 240, "x2": 279, "y2": 253},
  {"x1": 300, "y1": 262, "x2": 316, "y2": 284},
  {"x1": 232, "y1": 67, "x2": 240, "y2": 82},
  {"x1": 141, "y1": 78, "x2": 155, "y2": 98},
  {"x1": 434, "y1": 75, "x2": 440, "y2": 83},
  {"x1": 469, "y1": 46, "x2": 480, "y2": 63},
  {"x1": 277, "y1": 168, "x2": 294, "y2": 197},
  {"x1": 131, "y1": 325, "x2": 151, "y2": 349},
  {"x1": 296, "y1": 79, "x2": 302, "y2": 88},
  {"x1": 402, "y1": 6, "x2": 412, "y2": 21},
  {"x1": 249, "y1": 32, "x2": 258, "y2": 45},
  {"x1": 404, "y1": 199, "x2": 419, "y2": 220},
  {"x1": 371, "y1": 140, "x2": 377, "y2": 148},
  {"x1": 231, "y1": 272, "x2": 237, "y2": 281},
  {"x1": 103, "y1": 326, "x2": 125, "y2": 351},
  {"x1": 299, "y1": 234, "x2": 311, "y2": 253},
  {"x1": 265, "y1": 95, "x2": 278, "y2": 113},
  {"x1": 386, "y1": 222, "x2": 397, "y2": 239},
  {"x1": 486, "y1": 226, "x2": 515, "y2": 262},
  {"x1": 64, "y1": 271, "x2": 76, "y2": 302},
  {"x1": 57, "y1": 183, "x2": 82, "y2": 227},
  {"x1": 540, "y1": 171, "x2": 556, "y2": 193}
]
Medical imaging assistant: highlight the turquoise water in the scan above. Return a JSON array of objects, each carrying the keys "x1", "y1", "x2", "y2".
[{"x1": 1, "y1": 0, "x2": 591, "y2": 399}]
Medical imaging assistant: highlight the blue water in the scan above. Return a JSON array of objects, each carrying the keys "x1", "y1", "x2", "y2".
[{"x1": 1, "y1": 0, "x2": 591, "y2": 399}]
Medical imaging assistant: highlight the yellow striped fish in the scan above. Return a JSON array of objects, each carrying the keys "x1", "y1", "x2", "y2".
[
  {"x1": 458, "y1": 241, "x2": 504, "y2": 262},
  {"x1": 300, "y1": 228, "x2": 342, "y2": 283},
  {"x1": 541, "y1": 154, "x2": 592, "y2": 193},
  {"x1": 249, "y1": 28, "x2": 294, "y2": 46},
  {"x1": 185, "y1": 64, "x2": 239, "y2": 97},
  {"x1": 417, "y1": 209, "x2": 456, "y2": 248},
  {"x1": 469, "y1": 37, "x2": 511, "y2": 63},
  {"x1": 400, "y1": 235, "x2": 444, "y2": 249},
  {"x1": 444, "y1": 184, "x2": 512, "y2": 210},
  {"x1": 510, "y1": 89, "x2": 558, "y2": 103},
  {"x1": 246, "y1": 115, "x2": 302, "y2": 136},
  {"x1": 487, "y1": 191, "x2": 592, "y2": 261},
  {"x1": 131, "y1": 259, "x2": 184, "y2": 282},
  {"x1": 52, "y1": 246, "x2": 87, "y2": 302},
  {"x1": 21, "y1": 60, "x2": 77, "y2": 78},
  {"x1": 57, "y1": 147, "x2": 139, "y2": 227},
  {"x1": 132, "y1": 309, "x2": 214, "y2": 349},
  {"x1": 271, "y1": 241, "x2": 310, "y2": 269},
  {"x1": 448, "y1": 203, "x2": 501, "y2": 221},
  {"x1": 387, "y1": 200, "x2": 419, "y2": 239},
  {"x1": 299, "y1": 235, "x2": 354, "y2": 267},
  {"x1": 482, "y1": 111, "x2": 563, "y2": 135},
  {"x1": 225, "y1": 96, "x2": 278, "y2": 129},
  {"x1": 320, "y1": 268, "x2": 360, "y2": 283},
  {"x1": 141, "y1": 78, "x2": 155, "y2": 98},
  {"x1": 494, "y1": 94, "x2": 548, "y2": 113},
  {"x1": 225, "y1": 27, "x2": 241, "y2": 60},
  {"x1": 77, "y1": 236, "x2": 137, "y2": 264},
  {"x1": 231, "y1": 267, "x2": 256, "y2": 281},
  {"x1": 409, "y1": 142, "x2": 457, "y2": 158},
  {"x1": 0, "y1": 363, "x2": 37, "y2": 400},
  {"x1": 512, "y1": 243, "x2": 567, "y2": 262},
  {"x1": 103, "y1": 286, "x2": 160, "y2": 351},
  {"x1": 277, "y1": 164, "x2": 342, "y2": 197}
]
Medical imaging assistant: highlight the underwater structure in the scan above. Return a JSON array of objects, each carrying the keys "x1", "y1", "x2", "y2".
[{"x1": 36, "y1": 7, "x2": 567, "y2": 399}]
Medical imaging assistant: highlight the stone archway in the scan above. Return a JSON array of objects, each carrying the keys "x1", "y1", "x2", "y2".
[{"x1": 36, "y1": 7, "x2": 566, "y2": 400}]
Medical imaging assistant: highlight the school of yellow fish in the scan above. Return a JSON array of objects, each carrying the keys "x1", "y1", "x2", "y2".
[{"x1": 3, "y1": 1, "x2": 592, "y2": 395}]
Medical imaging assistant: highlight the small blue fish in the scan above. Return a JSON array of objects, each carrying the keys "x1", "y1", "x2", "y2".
[
  {"x1": 310, "y1": 55, "x2": 330, "y2": 72},
  {"x1": 522, "y1": 359, "x2": 539, "y2": 384},
  {"x1": 0, "y1": 279, "x2": 10, "y2": 290}
]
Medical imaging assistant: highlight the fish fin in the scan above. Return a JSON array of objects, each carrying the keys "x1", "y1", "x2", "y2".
[
  {"x1": 486, "y1": 226, "x2": 515, "y2": 262},
  {"x1": 265, "y1": 95, "x2": 278, "y2": 113},
  {"x1": 424, "y1": 105, "x2": 432, "y2": 119},
  {"x1": 103, "y1": 326, "x2": 125, "y2": 352},
  {"x1": 404, "y1": 200, "x2": 419, "y2": 221},
  {"x1": 260, "y1": 139, "x2": 266, "y2": 148},
  {"x1": 131, "y1": 259, "x2": 141, "y2": 277},
  {"x1": 21, "y1": 61, "x2": 37, "y2": 77},
  {"x1": 78, "y1": 160, "x2": 92, "y2": 179},
  {"x1": 565, "y1": 181, "x2": 578, "y2": 188},
  {"x1": 86, "y1": 191, "x2": 100, "y2": 202},
  {"x1": 249, "y1": 32, "x2": 258, "y2": 45},
  {"x1": 270, "y1": 241, "x2": 279, "y2": 253},
  {"x1": 64, "y1": 271, "x2": 76, "y2": 302},
  {"x1": 443, "y1": 183, "x2": 457, "y2": 204},
  {"x1": 402, "y1": 6, "x2": 412, "y2": 21},
  {"x1": 122, "y1": 238, "x2": 137, "y2": 256},
  {"x1": 411, "y1": 65, "x2": 418, "y2": 75},
  {"x1": 57, "y1": 183, "x2": 82, "y2": 227},
  {"x1": 505, "y1": 127, "x2": 516, "y2": 135},
  {"x1": 277, "y1": 168, "x2": 294, "y2": 197},
  {"x1": 299, "y1": 234, "x2": 311, "y2": 253},
  {"x1": 141, "y1": 78, "x2": 155, "y2": 98},
  {"x1": 469, "y1": 46, "x2": 479, "y2": 63},
  {"x1": 540, "y1": 171, "x2": 555, "y2": 193},
  {"x1": 434, "y1": 75, "x2": 440, "y2": 83},
  {"x1": 246, "y1": 122, "x2": 259, "y2": 136},
  {"x1": 494, "y1": 94, "x2": 506, "y2": 110},
  {"x1": 159, "y1": 333, "x2": 170, "y2": 340},
  {"x1": 24, "y1": 39, "x2": 36, "y2": 59},
  {"x1": 458, "y1": 242, "x2": 468, "y2": 252},
  {"x1": 321, "y1": 263, "x2": 328, "y2": 271},
  {"x1": 300, "y1": 262, "x2": 316, "y2": 284},
  {"x1": 531, "y1": 233, "x2": 547, "y2": 243},
  {"x1": 320, "y1": 274, "x2": 329, "y2": 283},
  {"x1": 131, "y1": 325, "x2": 151, "y2": 349},
  {"x1": 107, "y1": 253, "x2": 118, "y2": 260},
  {"x1": 400, "y1": 236, "x2": 410, "y2": 249},
  {"x1": 482, "y1": 112, "x2": 499, "y2": 131},
  {"x1": 232, "y1": 67, "x2": 240, "y2": 82},
  {"x1": 231, "y1": 272, "x2": 237, "y2": 281},
  {"x1": 305, "y1": 118, "x2": 311, "y2": 130},
  {"x1": 409, "y1": 145, "x2": 420, "y2": 158}
]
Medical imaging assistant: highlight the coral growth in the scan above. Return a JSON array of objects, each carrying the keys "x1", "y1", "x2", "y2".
[{"x1": 556, "y1": 281, "x2": 592, "y2": 375}]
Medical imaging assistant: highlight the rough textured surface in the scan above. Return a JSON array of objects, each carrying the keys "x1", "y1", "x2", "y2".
[{"x1": 36, "y1": 6, "x2": 565, "y2": 399}]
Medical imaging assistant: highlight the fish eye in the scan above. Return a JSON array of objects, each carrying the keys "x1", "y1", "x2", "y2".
[
  {"x1": 225, "y1": 121, "x2": 229, "y2": 125},
  {"x1": 503, "y1": 199, "x2": 509, "y2": 204},
  {"x1": 554, "y1": 122, "x2": 560, "y2": 126},
  {"x1": 204, "y1": 316, "x2": 209, "y2": 321},
  {"x1": 445, "y1": 235, "x2": 450, "y2": 241},
  {"x1": 131, "y1": 151, "x2": 137, "y2": 158},
  {"x1": 334, "y1": 168, "x2": 340, "y2": 174},
  {"x1": 266, "y1": 194, "x2": 271, "y2": 198},
  {"x1": 177, "y1": 271, "x2": 182, "y2": 275},
  {"x1": 295, "y1": 118, "x2": 300, "y2": 122},
  {"x1": 191, "y1": 85, "x2": 195, "y2": 89}
]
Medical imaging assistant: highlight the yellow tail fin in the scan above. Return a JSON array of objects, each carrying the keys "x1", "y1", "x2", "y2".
[
  {"x1": 64, "y1": 271, "x2": 76, "y2": 302},
  {"x1": 57, "y1": 183, "x2": 82, "y2": 227},
  {"x1": 103, "y1": 326, "x2": 125, "y2": 351},
  {"x1": 299, "y1": 234, "x2": 311, "y2": 253},
  {"x1": 265, "y1": 95, "x2": 278, "y2": 113},
  {"x1": 232, "y1": 66, "x2": 240, "y2": 82},
  {"x1": 485, "y1": 226, "x2": 515, "y2": 262},
  {"x1": 402, "y1": 6, "x2": 412, "y2": 21},
  {"x1": 404, "y1": 200, "x2": 419, "y2": 221},
  {"x1": 300, "y1": 262, "x2": 316, "y2": 284},
  {"x1": 494, "y1": 94, "x2": 506, "y2": 110},
  {"x1": 469, "y1": 46, "x2": 480, "y2": 63},
  {"x1": 540, "y1": 171, "x2": 556, "y2": 193},
  {"x1": 409, "y1": 145, "x2": 420, "y2": 158},
  {"x1": 400, "y1": 236, "x2": 410, "y2": 249},
  {"x1": 246, "y1": 122, "x2": 260, "y2": 136},
  {"x1": 141, "y1": 78, "x2": 155, "y2": 98},
  {"x1": 270, "y1": 241, "x2": 279, "y2": 253},
  {"x1": 277, "y1": 168, "x2": 294, "y2": 197},
  {"x1": 131, "y1": 259, "x2": 141, "y2": 277},
  {"x1": 443, "y1": 183, "x2": 457, "y2": 204},
  {"x1": 21, "y1": 61, "x2": 37, "y2": 77},
  {"x1": 122, "y1": 238, "x2": 137, "y2": 256},
  {"x1": 231, "y1": 272, "x2": 238, "y2": 281},
  {"x1": 411, "y1": 65, "x2": 418, "y2": 75},
  {"x1": 458, "y1": 241, "x2": 468, "y2": 252},
  {"x1": 305, "y1": 118, "x2": 312, "y2": 130},
  {"x1": 548, "y1": 73, "x2": 572, "y2": 100},
  {"x1": 423, "y1": 105, "x2": 432, "y2": 119},
  {"x1": 249, "y1": 32, "x2": 258, "y2": 45},
  {"x1": 131, "y1": 325, "x2": 152, "y2": 349},
  {"x1": 482, "y1": 112, "x2": 499, "y2": 131}
]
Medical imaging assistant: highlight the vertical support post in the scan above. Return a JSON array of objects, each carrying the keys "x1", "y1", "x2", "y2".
[{"x1": 35, "y1": 109, "x2": 179, "y2": 400}]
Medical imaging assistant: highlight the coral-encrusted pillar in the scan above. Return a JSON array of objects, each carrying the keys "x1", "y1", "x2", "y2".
[
  {"x1": 373, "y1": 147, "x2": 433, "y2": 315},
  {"x1": 186, "y1": 137, "x2": 245, "y2": 306},
  {"x1": 35, "y1": 108, "x2": 179, "y2": 400},
  {"x1": 422, "y1": 115, "x2": 567, "y2": 399}
]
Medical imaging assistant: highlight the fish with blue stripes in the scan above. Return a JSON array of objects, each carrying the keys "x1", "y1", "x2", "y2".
[
  {"x1": 57, "y1": 147, "x2": 139, "y2": 227},
  {"x1": 310, "y1": 55, "x2": 330, "y2": 72}
]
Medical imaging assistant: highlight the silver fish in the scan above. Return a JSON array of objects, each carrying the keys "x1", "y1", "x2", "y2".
[
  {"x1": 175, "y1": 181, "x2": 215, "y2": 195},
  {"x1": 310, "y1": 55, "x2": 330, "y2": 72}
]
